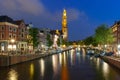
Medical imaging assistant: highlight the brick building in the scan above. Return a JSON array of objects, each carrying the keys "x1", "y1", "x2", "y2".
[{"x1": 0, "y1": 16, "x2": 18, "y2": 53}]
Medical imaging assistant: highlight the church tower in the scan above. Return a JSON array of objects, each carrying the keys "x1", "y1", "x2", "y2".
[{"x1": 62, "y1": 9, "x2": 68, "y2": 41}]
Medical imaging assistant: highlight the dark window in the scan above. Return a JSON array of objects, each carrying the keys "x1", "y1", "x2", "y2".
[
  {"x1": 9, "y1": 35, "x2": 11, "y2": 38},
  {"x1": 9, "y1": 27, "x2": 12, "y2": 31},
  {"x1": 2, "y1": 27, "x2": 4, "y2": 30},
  {"x1": 22, "y1": 29, "x2": 24, "y2": 32},
  {"x1": 21, "y1": 34, "x2": 24, "y2": 37},
  {"x1": 13, "y1": 28, "x2": 16, "y2": 32},
  {"x1": 2, "y1": 34, "x2": 4, "y2": 38},
  {"x1": 21, "y1": 44, "x2": 23, "y2": 47}
]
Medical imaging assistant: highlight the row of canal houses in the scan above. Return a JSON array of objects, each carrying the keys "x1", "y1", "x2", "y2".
[
  {"x1": 112, "y1": 21, "x2": 120, "y2": 49},
  {"x1": 0, "y1": 15, "x2": 51, "y2": 54}
]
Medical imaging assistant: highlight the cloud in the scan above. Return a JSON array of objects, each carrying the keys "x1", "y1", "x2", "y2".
[
  {"x1": 42, "y1": 8, "x2": 87, "y2": 24},
  {"x1": 67, "y1": 8, "x2": 84, "y2": 21},
  {"x1": 0, "y1": 0, "x2": 44, "y2": 16},
  {"x1": 0, "y1": 0, "x2": 86, "y2": 25}
]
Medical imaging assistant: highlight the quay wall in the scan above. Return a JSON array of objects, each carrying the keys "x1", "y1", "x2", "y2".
[
  {"x1": 0, "y1": 48, "x2": 74, "y2": 67},
  {"x1": 0, "y1": 54, "x2": 50, "y2": 66},
  {"x1": 101, "y1": 56, "x2": 120, "y2": 69}
]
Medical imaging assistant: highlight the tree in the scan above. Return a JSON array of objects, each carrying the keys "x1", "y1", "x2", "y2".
[
  {"x1": 106, "y1": 28, "x2": 115, "y2": 44},
  {"x1": 29, "y1": 28, "x2": 39, "y2": 49},
  {"x1": 83, "y1": 36, "x2": 98, "y2": 46},
  {"x1": 61, "y1": 39, "x2": 69, "y2": 46},
  {"x1": 78, "y1": 40, "x2": 84, "y2": 46},
  {"x1": 95, "y1": 24, "x2": 114, "y2": 45},
  {"x1": 57, "y1": 38, "x2": 61, "y2": 46}
]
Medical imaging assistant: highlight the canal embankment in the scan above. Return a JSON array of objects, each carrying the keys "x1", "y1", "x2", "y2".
[
  {"x1": 101, "y1": 56, "x2": 120, "y2": 69},
  {"x1": 0, "y1": 48, "x2": 74, "y2": 67}
]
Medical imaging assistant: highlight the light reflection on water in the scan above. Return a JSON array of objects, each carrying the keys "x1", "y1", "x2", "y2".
[
  {"x1": 61, "y1": 51, "x2": 69, "y2": 80},
  {"x1": 59, "y1": 53, "x2": 62, "y2": 66},
  {"x1": 39, "y1": 59, "x2": 45, "y2": 77},
  {"x1": 63, "y1": 52, "x2": 66, "y2": 66},
  {"x1": 29, "y1": 63, "x2": 34, "y2": 80},
  {"x1": 8, "y1": 69, "x2": 18, "y2": 80},
  {"x1": 96, "y1": 58, "x2": 100, "y2": 69},
  {"x1": 102, "y1": 62, "x2": 109, "y2": 80},
  {"x1": 52, "y1": 55, "x2": 58, "y2": 76}
]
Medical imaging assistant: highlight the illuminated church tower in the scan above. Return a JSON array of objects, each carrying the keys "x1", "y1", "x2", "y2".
[{"x1": 62, "y1": 9, "x2": 68, "y2": 41}]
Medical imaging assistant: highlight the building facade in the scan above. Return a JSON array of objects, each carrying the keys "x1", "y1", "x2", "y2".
[
  {"x1": 0, "y1": 16, "x2": 18, "y2": 53},
  {"x1": 37, "y1": 28, "x2": 50, "y2": 50},
  {"x1": 111, "y1": 21, "x2": 120, "y2": 45},
  {"x1": 26, "y1": 24, "x2": 33, "y2": 53},
  {"x1": 0, "y1": 16, "x2": 34, "y2": 54},
  {"x1": 15, "y1": 20, "x2": 28, "y2": 53}
]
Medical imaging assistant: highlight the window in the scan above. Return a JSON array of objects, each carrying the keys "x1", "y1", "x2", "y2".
[
  {"x1": 9, "y1": 33, "x2": 12, "y2": 39},
  {"x1": 2, "y1": 26, "x2": 4, "y2": 30},
  {"x1": 9, "y1": 35, "x2": 11, "y2": 38},
  {"x1": 1, "y1": 33, "x2": 4, "y2": 38},
  {"x1": 21, "y1": 34, "x2": 24, "y2": 37},
  {"x1": 9, "y1": 27, "x2": 12, "y2": 31},
  {"x1": 13, "y1": 28, "x2": 16, "y2": 32},
  {"x1": 21, "y1": 44, "x2": 24, "y2": 47},
  {"x1": 13, "y1": 34, "x2": 16, "y2": 38},
  {"x1": 22, "y1": 29, "x2": 24, "y2": 32}
]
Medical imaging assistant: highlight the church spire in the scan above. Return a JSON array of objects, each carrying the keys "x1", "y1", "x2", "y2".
[{"x1": 62, "y1": 9, "x2": 68, "y2": 41}]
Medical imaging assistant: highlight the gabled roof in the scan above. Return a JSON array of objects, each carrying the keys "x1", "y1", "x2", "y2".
[
  {"x1": 15, "y1": 20, "x2": 24, "y2": 25},
  {"x1": 111, "y1": 20, "x2": 120, "y2": 28}
]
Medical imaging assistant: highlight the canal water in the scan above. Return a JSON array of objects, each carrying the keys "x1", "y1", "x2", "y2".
[{"x1": 0, "y1": 49, "x2": 120, "y2": 80}]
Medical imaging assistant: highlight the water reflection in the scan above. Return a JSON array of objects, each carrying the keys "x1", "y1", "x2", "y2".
[
  {"x1": 39, "y1": 59, "x2": 45, "y2": 77},
  {"x1": 30, "y1": 63, "x2": 34, "y2": 80},
  {"x1": 76, "y1": 51, "x2": 81, "y2": 64},
  {"x1": 61, "y1": 52, "x2": 69, "y2": 80},
  {"x1": 63, "y1": 52, "x2": 66, "y2": 66},
  {"x1": 70, "y1": 51, "x2": 74, "y2": 65},
  {"x1": 96, "y1": 58, "x2": 100, "y2": 69},
  {"x1": 81, "y1": 48, "x2": 86, "y2": 61},
  {"x1": 59, "y1": 53, "x2": 62, "y2": 66},
  {"x1": 8, "y1": 69, "x2": 18, "y2": 80},
  {"x1": 102, "y1": 62, "x2": 109, "y2": 80},
  {"x1": 52, "y1": 55, "x2": 58, "y2": 76},
  {"x1": 70, "y1": 49, "x2": 76, "y2": 66}
]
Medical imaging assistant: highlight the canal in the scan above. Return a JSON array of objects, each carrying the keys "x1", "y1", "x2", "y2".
[{"x1": 0, "y1": 48, "x2": 120, "y2": 80}]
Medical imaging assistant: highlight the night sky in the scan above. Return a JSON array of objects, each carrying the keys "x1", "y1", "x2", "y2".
[{"x1": 0, "y1": 0, "x2": 120, "y2": 41}]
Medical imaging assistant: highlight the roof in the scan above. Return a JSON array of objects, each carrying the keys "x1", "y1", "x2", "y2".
[
  {"x1": 0, "y1": 15, "x2": 15, "y2": 24},
  {"x1": 50, "y1": 30, "x2": 63, "y2": 35},
  {"x1": 15, "y1": 20, "x2": 24, "y2": 25}
]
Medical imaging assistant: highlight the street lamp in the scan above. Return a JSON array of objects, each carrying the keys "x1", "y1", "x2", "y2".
[
  {"x1": 11, "y1": 39, "x2": 15, "y2": 43},
  {"x1": 10, "y1": 39, "x2": 16, "y2": 54}
]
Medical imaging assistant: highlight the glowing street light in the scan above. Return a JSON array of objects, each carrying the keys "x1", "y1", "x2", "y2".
[{"x1": 11, "y1": 39, "x2": 15, "y2": 43}]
